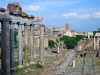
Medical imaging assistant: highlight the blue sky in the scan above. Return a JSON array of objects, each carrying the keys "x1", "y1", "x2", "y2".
[{"x1": 0, "y1": 0, "x2": 100, "y2": 32}]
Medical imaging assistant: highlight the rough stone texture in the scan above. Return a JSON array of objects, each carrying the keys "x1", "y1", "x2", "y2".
[{"x1": 7, "y1": 3, "x2": 22, "y2": 14}]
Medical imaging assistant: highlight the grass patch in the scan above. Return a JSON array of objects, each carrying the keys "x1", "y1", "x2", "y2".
[
  {"x1": 64, "y1": 49, "x2": 69, "y2": 54},
  {"x1": 0, "y1": 50, "x2": 1, "y2": 59},
  {"x1": 72, "y1": 68, "x2": 75, "y2": 72},
  {"x1": 34, "y1": 56, "x2": 56, "y2": 64},
  {"x1": 15, "y1": 60, "x2": 18, "y2": 67},
  {"x1": 87, "y1": 66, "x2": 94, "y2": 69},
  {"x1": 16, "y1": 67, "x2": 27, "y2": 72},
  {"x1": 96, "y1": 60, "x2": 100, "y2": 66},
  {"x1": 16, "y1": 63, "x2": 43, "y2": 73},
  {"x1": 29, "y1": 63, "x2": 43, "y2": 69},
  {"x1": 57, "y1": 58, "x2": 66, "y2": 67},
  {"x1": 34, "y1": 56, "x2": 40, "y2": 63},
  {"x1": 44, "y1": 56, "x2": 56, "y2": 64}
]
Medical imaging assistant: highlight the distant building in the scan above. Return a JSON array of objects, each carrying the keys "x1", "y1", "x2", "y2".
[
  {"x1": 64, "y1": 24, "x2": 85, "y2": 37},
  {"x1": 87, "y1": 32, "x2": 93, "y2": 38},
  {"x1": 50, "y1": 24, "x2": 67, "y2": 42},
  {"x1": 65, "y1": 30, "x2": 73, "y2": 37}
]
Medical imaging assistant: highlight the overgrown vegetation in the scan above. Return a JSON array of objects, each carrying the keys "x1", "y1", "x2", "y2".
[
  {"x1": 75, "y1": 35, "x2": 84, "y2": 41},
  {"x1": 14, "y1": 31, "x2": 18, "y2": 45},
  {"x1": 61, "y1": 35, "x2": 84, "y2": 49},
  {"x1": 0, "y1": 50, "x2": 1, "y2": 59},
  {"x1": 96, "y1": 60, "x2": 100, "y2": 66},
  {"x1": 44, "y1": 56, "x2": 56, "y2": 64},
  {"x1": 16, "y1": 63, "x2": 43, "y2": 73},
  {"x1": 48, "y1": 40, "x2": 56, "y2": 48},
  {"x1": 0, "y1": 32, "x2": 1, "y2": 48}
]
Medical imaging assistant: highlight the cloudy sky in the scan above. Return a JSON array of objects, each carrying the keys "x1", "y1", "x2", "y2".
[{"x1": 0, "y1": 0, "x2": 100, "y2": 32}]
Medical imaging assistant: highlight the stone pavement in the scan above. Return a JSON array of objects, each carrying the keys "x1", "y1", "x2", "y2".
[
  {"x1": 67, "y1": 57, "x2": 84, "y2": 75},
  {"x1": 84, "y1": 58, "x2": 95, "y2": 75},
  {"x1": 67, "y1": 52, "x2": 96, "y2": 75},
  {"x1": 55, "y1": 50, "x2": 76, "y2": 75}
]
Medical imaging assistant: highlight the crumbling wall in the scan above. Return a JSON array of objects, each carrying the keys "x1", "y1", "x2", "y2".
[{"x1": 7, "y1": 3, "x2": 22, "y2": 14}]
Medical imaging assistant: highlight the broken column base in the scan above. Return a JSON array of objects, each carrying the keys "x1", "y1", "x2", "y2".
[
  {"x1": 17, "y1": 65, "x2": 24, "y2": 69},
  {"x1": 25, "y1": 63, "x2": 30, "y2": 66},
  {"x1": 30, "y1": 62, "x2": 35, "y2": 64}
]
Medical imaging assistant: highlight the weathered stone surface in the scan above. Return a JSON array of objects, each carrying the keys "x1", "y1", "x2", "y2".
[{"x1": 7, "y1": 3, "x2": 22, "y2": 14}]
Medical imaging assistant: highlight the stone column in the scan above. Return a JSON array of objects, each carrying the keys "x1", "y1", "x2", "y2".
[
  {"x1": 94, "y1": 36, "x2": 96, "y2": 49},
  {"x1": 46, "y1": 36, "x2": 48, "y2": 47},
  {"x1": 44, "y1": 37, "x2": 46, "y2": 47},
  {"x1": 1, "y1": 19, "x2": 10, "y2": 75},
  {"x1": 39, "y1": 24, "x2": 44, "y2": 63},
  {"x1": 73, "y1": 59, "x2": 75, "y2": 68},
  {"x1": 24, "y1": 24, "x2": 29, "y2": 65},
  {"x1": 18, "y1": 23, "x2": 23, "y2": 68},
  {"x1": 38, "y1": 33, "x2": 40, "y2": 47},
  {"x1": 88, "y1": 35, "x2": 90, "y2": 39},
  {"x1": 97, "y1": 36, "x2": 99, "y2": 49},
  {"x1": 57, "y1": 37, "x2": 60, "y2": 53},
  {"x1": 10, "y1": 22, "x2": 15, "y2": 71},
  {"x1": 30, "y1": 24, "x2": 34, "y2": 64}
]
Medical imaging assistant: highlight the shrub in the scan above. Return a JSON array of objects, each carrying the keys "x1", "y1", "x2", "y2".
[
  {"x1": 35, "y1": 63, "x2": 43, "y2": 68},
  {"x1": 62, "y1": 36, "x2": 78, "y2": 49},
  {"x1": 48, "y1": 40, "x2": 56, "y2": 48},
  {"x1": 75, "y1": 35, "x2": 84, "y2": 41},
  {"x1": 0, "y1": 52, "x2": 1, "y2": 59}
]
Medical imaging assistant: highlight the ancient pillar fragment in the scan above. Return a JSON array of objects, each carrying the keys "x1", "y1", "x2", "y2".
[
  {"x1": 73, "y1": 59, "x2": 75, "y2": 68},
  {"x1": 97, "y1": 36, "x2": 99, "y2": 49},
  {"x1": 38, "y1": 33, "x2": 40, "y2": 47},
  {"x1": 24, "y1": 24, "x2": 29, "y2": 65},
  {"x1": 94, "y1": 36, "x2": 96, "y2": 49},
  {"x1": 44, "y1": 37, "x2": 46, "y2": 47},
  {"x1": 18, "y1": 23, "x2": 23, "y2": 68},
  {"x1": 39, "y1": 24, "x2": 44, "y2": 63},
  {"x1": 46, "y1": 36, "x2": 48, "y2": 47},
  {"x1": 30, "y1": 24, "x2": 34, "y2": 64},
  {"x1": 10, "y1": 22, "x2": 15, "y2": 71},
  {"x1": 57, "y1": 37, "x2": 60, "y2": 53},
  {"x1": 1, "y1": 19, "x2": 10, "y2": 75}
]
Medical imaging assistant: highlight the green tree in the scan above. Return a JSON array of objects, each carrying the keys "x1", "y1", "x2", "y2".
[
  {"x1": 62, "y1": 36, "x2": 78, "y2": 49},
  {"x1": 48, "y1": 40, "x2": 56, "y2": 48},
  {"x1": 0, "y1": 32, "x2": 1, "y2": 48},
  {"x1": 0, "y1": 40, "x2": 1, "y2": 48},
  {"x1": 98, "y1": 28, "x2": 100, "y2": 32},
  {"x1": 93, "y1": 31, "x2": 98, "y2": 37},
  {"x1": 75, "y1": 35, "x2": 84, "y2": 41}
]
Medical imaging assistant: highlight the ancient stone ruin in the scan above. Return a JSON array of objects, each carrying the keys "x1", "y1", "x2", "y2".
[{"x1": 0, "y1": 3, "x2": 45, "y2": 75}]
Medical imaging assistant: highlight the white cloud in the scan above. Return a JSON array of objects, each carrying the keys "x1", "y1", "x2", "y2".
[
  {"x1": 36, "y1": 0, "x2": 81, "y2": 7},
  {"x1": 23, "y1": 5, "x2": 45, "y2": 11},
  {"x1": 92, "y1": 12, "x2": 100, "y2": 18},
  {"x1": 62, "y1": 12, "x2": 91, "y2": 19}
]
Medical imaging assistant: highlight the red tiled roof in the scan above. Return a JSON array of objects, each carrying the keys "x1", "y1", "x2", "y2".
[{"x1": 0, "y1": 8, "x2": 6, "y2": 12}]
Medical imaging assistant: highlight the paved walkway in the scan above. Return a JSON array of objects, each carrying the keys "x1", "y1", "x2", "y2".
[
  {"x1": 55, "y1": 50, "x2": 76, "y2": 75},
  {"x1": 67, "y1": 51, "x2": 96, "y2": 75}
]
